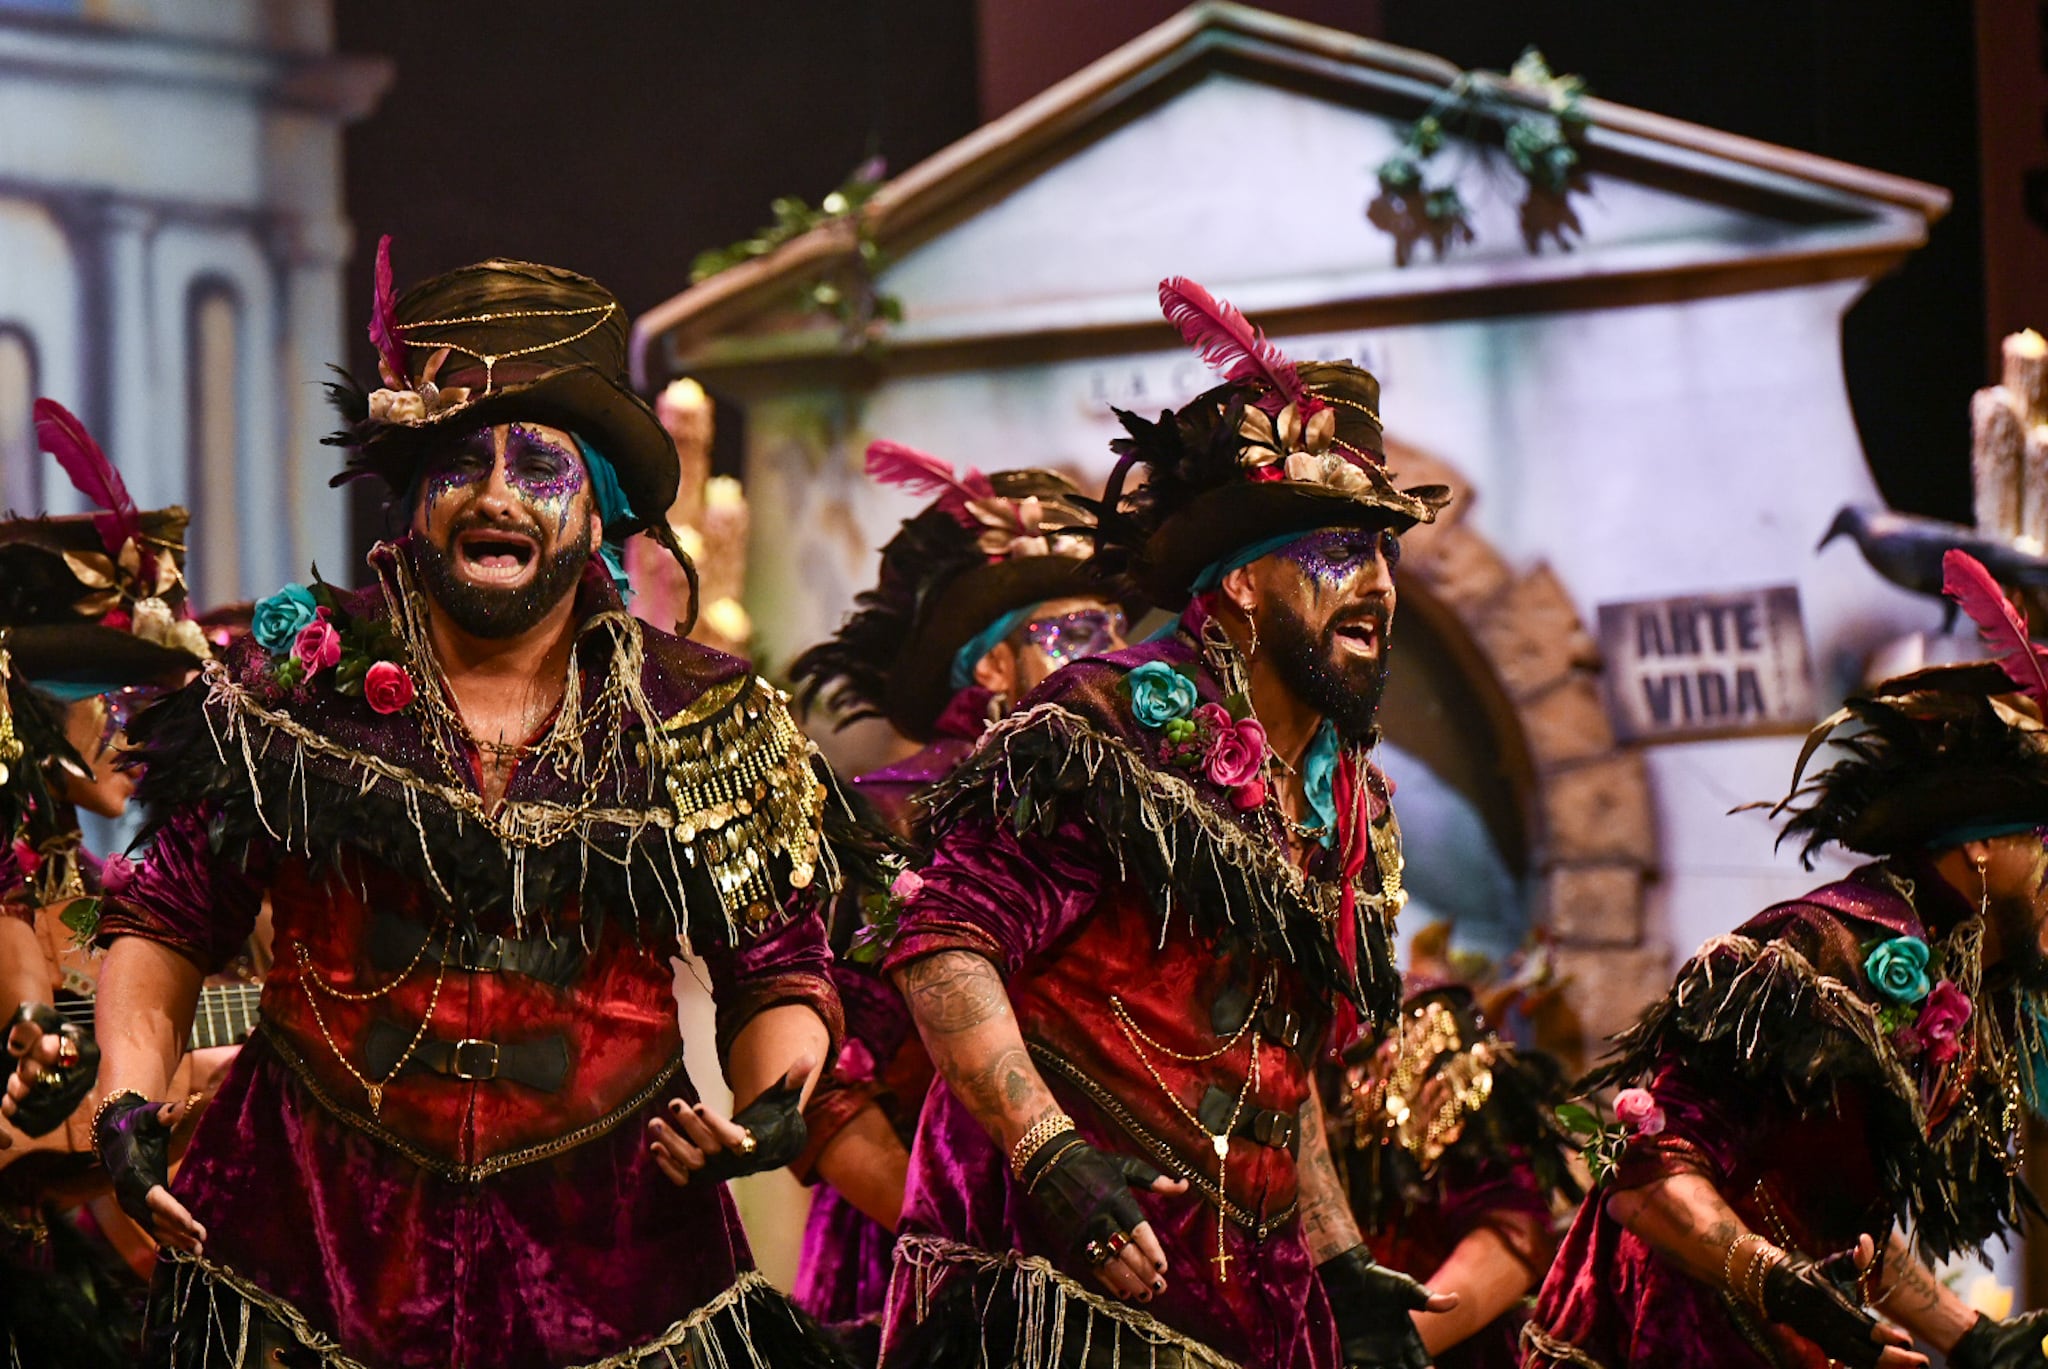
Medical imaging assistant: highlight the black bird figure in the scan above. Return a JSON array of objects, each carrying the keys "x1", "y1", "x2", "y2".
[{"x1": 1818, "y1": 506, "x2": 2048, "y2": 621}]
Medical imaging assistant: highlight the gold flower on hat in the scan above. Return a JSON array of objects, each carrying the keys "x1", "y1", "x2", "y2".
[
  {"x1": 967, "y1": 493, "x2": 1092, "y2": 562},
  {"x1": 1239, "y1": 397, "x2": 1362, "y2": 494},
  {"x1": 366, "y1": 348, "x2": 473, "y2": 427}
]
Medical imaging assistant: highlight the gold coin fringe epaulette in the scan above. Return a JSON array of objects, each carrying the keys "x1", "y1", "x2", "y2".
[{"x1": 656, "y1": 673, "x2": 827, "y2": 924}]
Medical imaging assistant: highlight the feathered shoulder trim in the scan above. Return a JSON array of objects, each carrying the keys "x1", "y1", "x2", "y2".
[
  {"x1": 1583, "y1": 879, "x2": 2035, "y2": 1259},
  {"x1": 127, "y1": 597, "x2": 828, "y2": 948},
  {"x1": 920, "y1": 645, "x2": 1404, "y2": 1019}
]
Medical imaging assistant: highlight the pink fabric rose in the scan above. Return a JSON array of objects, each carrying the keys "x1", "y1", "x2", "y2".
[
  {"x1": 99, "y1": 852, "x2": 135, "y2": 894},
  {"x1": 1614, "y1": 1087, "x2": 1666, "y2": 1136},
  {"x1": 1204, "y1": 717, "x2": 1269, "y2": 790},
  {"x1": 1916, "y1": 980, "x2": 1972, "y2": 1065},
  {"x1": 1232, "y1": 777, "x2": 1267, "y2": 810},
  {"x1": 9, "y1": 838, "x2": 38, "y2": 876},
  {"x1": 890, "y1": 868, "x2": 925, "y2": 901},
  {"x1": 363, "y1": 660, "x2": 416, "y2": 714},
  {"x1": 1192, "y1": 702, "x2": 1232, "y2": 730},
  {"x1": 293, "y1": 620, "x2": 342, "y2": 672}
]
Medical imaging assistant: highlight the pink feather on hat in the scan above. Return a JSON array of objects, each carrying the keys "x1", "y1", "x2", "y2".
[
  {"x1": 369, "y1": 234, "x2": 408, "y2": 389},
  {"x1": 33, "y1": 398, "x2": 140, "y2": 557},
  {"x1": 1158, "y1": 276, "x2": 1318, "y2": 415},
  {"x1": 863, "y1": 439, "x2": 998, "y2": 528},
  {"x1": 1942, "y1": 548, "x2": 2048, "y2": 715}
]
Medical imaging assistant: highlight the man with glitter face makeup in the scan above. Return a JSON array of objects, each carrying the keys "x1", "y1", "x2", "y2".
[
  {"x1": 1525, "y1": 551, "x2": 2048, "y2": 1369},
  {"x1": 878, "y1": 280, "x2": 1458, "y2": 1369},
  {"x1": 74, "y1": 251, "x2": 848, "y2": 1368},
  {"x1": 783, "y1": 444, "x2": 1133, "y2": 1358}
]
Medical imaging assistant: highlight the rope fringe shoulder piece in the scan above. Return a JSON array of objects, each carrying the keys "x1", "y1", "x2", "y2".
[
  {"x1": 1582, "y1": 923, "x2": 2036, "y2": 1261},
  {"x1": 922, "y1": 697, "x2": 1406, "y2": 1023},
  {"x1": 129, "y1": 614, "x2": 831, "y2": 949}
]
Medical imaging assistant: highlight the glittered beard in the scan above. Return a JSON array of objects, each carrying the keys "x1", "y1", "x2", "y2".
[
  {"x1": 1263, "y1": 598, "x2": 1391, "y2": 742},
  {"x1": 409, "y1": 513, "x2": 593, "y2": 640}
]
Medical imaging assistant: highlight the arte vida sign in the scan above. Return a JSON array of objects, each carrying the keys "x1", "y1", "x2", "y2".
[{"x1": 1597, "y1": 586, "x2": 1815, "y2": 743}]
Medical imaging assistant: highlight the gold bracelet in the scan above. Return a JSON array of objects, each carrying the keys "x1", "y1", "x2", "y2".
[
  {"x1": 90, "y1": 1088, "x2": 148, "y2": 1148},
  {"x1": 1721, "y1": 1232, "x2": 1764, "y2": 1297},
  {"x1": 1748, "y1": 1244, "x2": 1784, "y2": 1319},
  {"x1": 1010, "y1": 1111, "x2": 1077, "y2": 1180},
  {"x1": 1026, "y1": 1137, "x2": 1088, "y2": 1194}
]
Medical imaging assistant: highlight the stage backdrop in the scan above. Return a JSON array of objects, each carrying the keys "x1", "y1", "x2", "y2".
[{"x1": 635, "y1": 0, "x2": 1977, "y2": 1293}]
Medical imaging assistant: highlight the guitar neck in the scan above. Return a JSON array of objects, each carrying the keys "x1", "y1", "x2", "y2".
[{"x1": 54, "y1": 983, "x2": 261, "y2": 1052}]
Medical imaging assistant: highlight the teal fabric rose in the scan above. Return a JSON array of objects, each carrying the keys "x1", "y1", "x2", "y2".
[
  {"x1": 252, "y1": 584, "x2": 319, "y2": 654},
  {"x1": 1301, "y1": 720, "x2": 1340, "y2": 849},
  {"x1": 1864, "y1": 936, "x2": 1933, "y2": 1005},
  {"x1": 1127, "y1": 661, "x2": 1198, "y2": 729}
]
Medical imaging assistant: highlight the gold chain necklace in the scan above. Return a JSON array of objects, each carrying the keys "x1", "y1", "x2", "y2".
[
  {"x1": 1108, "y1": 990, "x2": 1264, "y2": 1280},
  {"x1": 295, "y1": 924, "x2": 450, "y2": 1120}
]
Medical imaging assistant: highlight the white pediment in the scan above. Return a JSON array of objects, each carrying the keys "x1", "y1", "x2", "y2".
[{"x1": 636, "y1": 2, "x2": 1944, "y2": 378}]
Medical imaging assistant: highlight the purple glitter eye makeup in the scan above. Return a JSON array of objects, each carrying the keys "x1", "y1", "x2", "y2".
[
  {"x1": 1021, "y1": 607, "x2": 1128, "y2": 666},
  {"x1": 1283, "y1": 528, "x2": 1400, "y2": 583},
  {"x1": 419, "y1": 425, "x2": 588, "y2": 533}
]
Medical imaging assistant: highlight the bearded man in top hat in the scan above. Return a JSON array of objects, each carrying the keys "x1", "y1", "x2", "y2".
[
  {"x1": 877, "y1": 279, "x2": 1457, "y2": 1369},
  {"x1": 783, "y1": 444, "x2": 1132, "y2": 1357},
  {"x1": 1523, "y1": 552, "x2": 2048, "y2": 1369},
  {"x1": 68, "y1": 245, "x2": 847, "y2": 1369},
  {"x1": 0, "y1": 405, "x2": 210, "y2": 1367}
]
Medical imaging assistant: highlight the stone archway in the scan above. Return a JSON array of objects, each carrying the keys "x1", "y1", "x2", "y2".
[{"x1": 1388, "y1": 441, "x2": 1667, "y2": 1070}]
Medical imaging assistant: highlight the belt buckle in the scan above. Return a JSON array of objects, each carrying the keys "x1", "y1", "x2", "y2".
[{"x1": 450, "y1": 1038, "x2": 500, "y2": 1081}]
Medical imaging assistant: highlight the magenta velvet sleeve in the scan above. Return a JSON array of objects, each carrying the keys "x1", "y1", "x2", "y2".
[
  {"x1": 697, "y1": 893, "x2": 845, "y2": 1073},
  {"x1": 96, "y1": 806, "x2": 262, "y2": 974},
  {"x1": 0, "y1": 840, "x2": 27, "y2": 925},
  {"x1": 882, "y1": 814, "x2": 1104, "y2": 978}
]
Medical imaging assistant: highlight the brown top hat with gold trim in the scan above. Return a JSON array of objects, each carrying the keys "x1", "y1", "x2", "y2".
[
  {"x1": 1102, "y1": 280, "x2": 1449, "y2": 606},
  {"x1": 790, "y1": 448, "x2": 1133, "y2": 744},
  {"x1": 327, "y1": 245, "x2": 678, "y2": 535}
]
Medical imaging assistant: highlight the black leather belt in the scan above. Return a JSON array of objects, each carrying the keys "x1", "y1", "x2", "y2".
[
  {"x1": 1210, "y1": 983, "x2": 1304, "y2": 1051},
  {"x1": 1198, "y1": 1085, "x2": 1300, "y2": 1153},
  {"x1": 367, "y1": 914, "x2": 586, "y2": 990},
  {"x1": 362, "y1": 1019, "x2": 572, "y2": 1092}
]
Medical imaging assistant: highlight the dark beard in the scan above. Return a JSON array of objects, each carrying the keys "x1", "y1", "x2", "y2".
[
  {"x1": 410, "y1": 519, "x2": 592, "y2": 640},
  {"x1": 1262, "y1": 599, "x2": 1389, "y2": 742},
  {"x1": 1988, "y1": 892, "x2": 2048, "y2": 992}
]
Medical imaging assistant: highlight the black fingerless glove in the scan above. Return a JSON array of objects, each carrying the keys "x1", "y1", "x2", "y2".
[
  {"x1": 6, "y1": 1002, "x2": 99, "y2": 1137},
  {"x1": 93, "y1": 1092, "x2": 174, "y2": 1232},
  {"x1": 696, "y1": 1075, "x2": 808, "y2": 1184},
  {"x1": 1319, "y1": 1244, "x2": 1435, "y2": 1369},
  {"x1": 1018, "y1": 1127, "x2": 1157, "y2": 1261},
  {"x1": 1950, "y1": 1310, "x2": 2048, "y2": 1369},
  {"x1": 1760, "y1": 1249, "x2": 1886, "y2": 1369}
]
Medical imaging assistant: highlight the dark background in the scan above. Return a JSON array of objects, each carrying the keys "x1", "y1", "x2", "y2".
[{"x1": 336, "y1": 0, "x2": 1984, "y2": 547}]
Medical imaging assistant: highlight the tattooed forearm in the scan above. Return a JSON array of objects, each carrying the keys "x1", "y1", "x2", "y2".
[
  {"x1": 896, "y1": 951, "x2": 1014, "y2": 1035},
  {"x1": 1297, "y1": 1093, "x2": 1364, "y2": 1263},
  {"x1": 895, "y1": 951, "x2": 1058, "y2": 1150},
  {"x1": 959, "y1": 1046, "x2": 1055, "y2": 1124},
  {"x1": 1873, "y1": 1233, "x2": 1978, "y2": 1350}
]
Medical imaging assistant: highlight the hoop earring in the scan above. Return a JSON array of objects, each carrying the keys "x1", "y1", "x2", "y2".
[
  {"x1": 1977, "y1": 855, "x2": 1991, "y2": 923},
  {"x1": 1245, "y1": 616, "x2": 1260, "y2": 661}
]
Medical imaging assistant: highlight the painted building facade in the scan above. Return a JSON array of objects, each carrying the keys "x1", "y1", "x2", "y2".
[{"x1": 0, "y1": 0, "x2": 386, "y2": 605}]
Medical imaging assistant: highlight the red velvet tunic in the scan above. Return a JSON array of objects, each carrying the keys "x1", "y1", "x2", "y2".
[{"x1": 98, "y1": 576, "x2": 843, "y2": 1369}]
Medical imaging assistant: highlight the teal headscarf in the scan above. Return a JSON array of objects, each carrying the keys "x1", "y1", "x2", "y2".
[{"x1": 572, "y1": 435, "x2": 635, "y2": 601}]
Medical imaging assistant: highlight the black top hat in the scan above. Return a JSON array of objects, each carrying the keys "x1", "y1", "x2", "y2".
[
  {"x1": 0, "y1": 511, "x2": 207, "y2": 691},
  {"x1": 1102, "y1": 280, "x2": 1449, "y2": 606},
  {"x1": 1776, "y1": 663, "x2": 2048, "y2": 860},
  {"x1": 791, "y1": 449, "x2": 1128, "y2": 744},
  {"x1": 327, "y1": 245, "x2": 678, "y2": 536}
]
